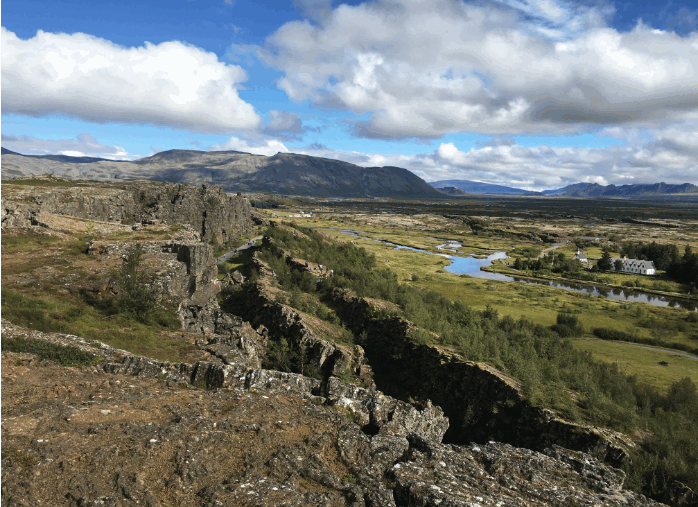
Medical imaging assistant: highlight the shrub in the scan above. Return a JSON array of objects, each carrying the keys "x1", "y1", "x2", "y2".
[{"x1": 115, "y1": 243, "x2": 161, "y2": 323}]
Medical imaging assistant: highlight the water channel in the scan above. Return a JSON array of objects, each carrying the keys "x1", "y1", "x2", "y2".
[{"x1": 334, "y1": 229, "x2": 698, "y2": 312}]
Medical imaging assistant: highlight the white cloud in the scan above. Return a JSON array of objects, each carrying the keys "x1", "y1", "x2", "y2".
[
  {"x1": 253, "y1": 0, "x2": 698, "y2": 139},
  {"x1": 1, "y1": 133, "x2": 139, "y2": 160},
  {"x1": 292, "y1": 132, "x2": 697, "y2": 190},
  {"x1": 2, "y1": 28, "x2": 261, "y2": 133},
  {"x1": 208, "y1": 136, "x2": 289, "y2": 156}
]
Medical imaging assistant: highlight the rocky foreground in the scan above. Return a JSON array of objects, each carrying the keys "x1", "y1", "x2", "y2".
[{"x1": 1, "y1": 320, "x2": 661, "y2": 507}]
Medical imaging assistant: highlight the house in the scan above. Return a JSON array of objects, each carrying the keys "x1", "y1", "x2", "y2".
[
  {"x1": 572, "y1": 248, "x2": 589, "y2": 264},
  {"x1": 611, "y1": 257, "x2": 656, "y2": 275}
]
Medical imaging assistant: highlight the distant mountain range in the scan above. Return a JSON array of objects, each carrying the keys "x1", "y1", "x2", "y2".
[
  {"x1": 430, "y1": 179, "x2": 528, "y2": 195},
  {"x1": 435, "y1": 186, "x2": 471, "y2": 196},
  {"x1": 541, "y1": 182, "x2": 698, "y2": 197},
  {"x1": 3, "y1": 148, "x2": 695, "y2": 199},
  {"x1": 430, "y1": 178, "x2": 698, "y2": 198},
  {"x1": 1, "y1": 148, "x2": 443, "y2": 198}
]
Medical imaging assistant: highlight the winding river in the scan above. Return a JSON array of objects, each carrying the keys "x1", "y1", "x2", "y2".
[{"x1": 334, "y1": 229, "x2": 698, "y2": 312}]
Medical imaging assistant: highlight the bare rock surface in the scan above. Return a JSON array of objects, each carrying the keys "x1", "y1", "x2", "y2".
[{"x1": 1, "y1": 321, "x2": 662, "y2": 507}]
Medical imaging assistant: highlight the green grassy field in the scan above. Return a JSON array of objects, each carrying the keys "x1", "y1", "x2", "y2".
[{"x1": 573, "y1": 338, "x2": 698, "y2": 393}]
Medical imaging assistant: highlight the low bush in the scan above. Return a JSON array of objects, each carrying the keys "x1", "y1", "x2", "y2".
[{"x1": 1, "y1": 337, "x2": 101, "y2": 367}]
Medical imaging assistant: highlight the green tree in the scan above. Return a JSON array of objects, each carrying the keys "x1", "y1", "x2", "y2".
[
  {"x1": 116, "y1": 243, "x2": 161, "y2": 323},
  {"x1": 614, "y1": 259, "x2": 624, "y2": 272},
  {"x1": 598, "y1": 249, "x2": 613, "y2": 271}
]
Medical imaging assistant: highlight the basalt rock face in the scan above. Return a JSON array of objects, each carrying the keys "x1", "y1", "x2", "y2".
[
  {"x1": 236, "y1": 277, "x2": 368, "y2": 381},
  {"x1": 233, "y1": 250, "x2": 371, "y2": 384},
  {"x1": 330, "y1": 288, "x2": 633, "y2": 468},
  {"x1": 1, "y1": 177, "x2": 251, "y2": 245},
  {"x1": 85, "y1": 239, "x2": 246, "y2": 341},
  {"x1": 1, "y1": 321, "x2": 662, "y2": 507}
]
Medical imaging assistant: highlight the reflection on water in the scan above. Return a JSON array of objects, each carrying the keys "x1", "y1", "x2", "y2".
[
  {"x1": 443, "y1": 252, "x2": 698, "y2": 311},
  {"x1": 330, "y1": 228, "x2": 698, "y2": 311}
]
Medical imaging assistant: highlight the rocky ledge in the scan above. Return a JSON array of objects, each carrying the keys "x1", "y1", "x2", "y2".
[{"x1": 1, "y1": 321, "x2": 662, "y2": 506}]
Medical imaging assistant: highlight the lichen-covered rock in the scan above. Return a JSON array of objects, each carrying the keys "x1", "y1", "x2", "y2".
[
  {"x1": 327, "y1": 377, "x2": 449, "y2": 445},
  {"x1": 390, "y1": 439, "x2": 661, "y2": 507}
]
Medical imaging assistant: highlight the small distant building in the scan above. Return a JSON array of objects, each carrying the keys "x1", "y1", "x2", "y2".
[
  {"x1": 611, "y1": 257, "x2": 656, "y2": 275},
  {"x1": 572, "y1": 249, "x2": 589, "y2": 264}
]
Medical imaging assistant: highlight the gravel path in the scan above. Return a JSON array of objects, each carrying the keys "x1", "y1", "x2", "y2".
[{"x1": 216, "y1": 236, "x2": 263, "y2": 264}]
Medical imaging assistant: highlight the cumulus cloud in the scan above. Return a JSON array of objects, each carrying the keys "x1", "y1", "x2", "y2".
[
  {"x1": 2, "y1": 28, "x2": 261, "y2": 133},
  {"x1": 260, "y1": 110, "x2": 320, "y2": 140},
  {"x1": 1, "y1": 133, "x2": 139, "y2": 160},
  {"x1": 207, "y1": 136, "x2": 290, "y2": 156},
  {"x1": 254, "y1": 0, "x2": 698, "y2": 139},
  {"x1": 291, "y1": 133, "x2": 697, "y2": 190}
]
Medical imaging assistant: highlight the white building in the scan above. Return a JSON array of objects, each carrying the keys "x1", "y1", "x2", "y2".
[
  {"x1": 572, "y1": 249, "x2": 589, "y2": 264},
  {"x1": 611, "y1": 257, "x2": 656, "y2": 275}
]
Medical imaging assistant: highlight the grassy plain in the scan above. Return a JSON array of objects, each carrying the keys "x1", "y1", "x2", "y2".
[{"x1": 574, "y1": 338, "x2": 698, "y2": 392}]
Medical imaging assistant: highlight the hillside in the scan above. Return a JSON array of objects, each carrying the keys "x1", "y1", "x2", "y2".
[
  {"x1": 543, "y1": 182, "x2": 698, "y2": 197},
  {"x1": 430, "y1": 179, "x2": 528, "y2": 195},
  {"x1": 435, "y1": 185, "x2": 471, "y2": 196},
  {"x1": 1, "y1": 148, "x2": 443, "y2": 198}
]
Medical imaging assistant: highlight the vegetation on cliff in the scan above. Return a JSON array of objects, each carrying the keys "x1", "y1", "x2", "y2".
[{"x1": 243, "y1": 222, "x2": 698, "y2": 501}]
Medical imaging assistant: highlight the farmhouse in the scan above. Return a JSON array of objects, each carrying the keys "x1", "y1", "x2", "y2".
[{"x1": 611, "y1": 257, "x2": 656, "y2": 275}]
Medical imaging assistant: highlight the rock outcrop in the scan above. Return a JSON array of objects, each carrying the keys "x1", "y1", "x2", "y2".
[
  {"x1": 1, "y1": 320, "x2": 662, "y2": 507},
  {"x1": 1, "y1": 177, "x2": 251, "y2": 245},
  {"x1": 330, "y1": 288, "x2": 634, "y2": 467}
]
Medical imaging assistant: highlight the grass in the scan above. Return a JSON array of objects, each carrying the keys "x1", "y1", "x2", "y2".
[
  {"x1": 573, "y1": 338, "x2": 698, "y2": 393},
  {"x1": 1, "y1": 336, "x2": 102, "y2": 367},
  {"x1": 1, "y1": 289, "x2": 195, "y2": 362},
  {"x1": 278, "y1": 216, "x2": 698, "y2": 396},
  {"x1": 321, "y1": 229, "x2": 698, "y2": 346}
]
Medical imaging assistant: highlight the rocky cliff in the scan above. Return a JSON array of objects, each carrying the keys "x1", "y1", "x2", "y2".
[
  {"x1": 1, "y1": 176, "x2": 251, "y2": 245},
  {"x1": 329, "y1": 288, "x2": 634, "y2": 468},
  {"x1": 221, "y1": 236, "x2": 634, "y2": 471}
]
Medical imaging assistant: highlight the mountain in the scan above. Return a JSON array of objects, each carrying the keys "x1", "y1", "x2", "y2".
[
  {"x1": 436, "y1": 186, "x2": 470, "y2": 196},
  {"x1": 1, "y1": 148, "x2": 443, "y2": 198},
  {"x1": 542, "y1": 182, "x2": 698, "y2": 197},
  {"x1": 1, "y1": 147, "x2": 124, "y2": 164},
  {"x1": 430, "y1": 179, "x2": 528, "y2": 195}
]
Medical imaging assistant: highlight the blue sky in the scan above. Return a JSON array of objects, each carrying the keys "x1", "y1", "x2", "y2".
[{"x1": 2, "y1": 0, "x2": 698, "y2": 190}]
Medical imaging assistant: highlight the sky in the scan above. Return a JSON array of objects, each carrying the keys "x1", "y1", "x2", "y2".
[{"x1": 2, "y1": 0, "x2": 698, "y2": 190}]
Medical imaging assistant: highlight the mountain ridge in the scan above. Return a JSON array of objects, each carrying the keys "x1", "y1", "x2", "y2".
[
  {"x1": 543, "y1": 182, "x2": 698, "y2": 197},
  {"x1": 430, "y1": 178, "x2": 698, "y2": 197},
  {"x1": 1, "y1": 148, "x2": 443, "y2": 198}
]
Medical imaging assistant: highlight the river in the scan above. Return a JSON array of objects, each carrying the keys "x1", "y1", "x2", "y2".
[{"x1": 333, "y1": 229, "x2": 698, "y2": 312}]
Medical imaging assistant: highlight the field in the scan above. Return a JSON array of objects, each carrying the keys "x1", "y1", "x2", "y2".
[{"x1": 574, "y1": 338, "x2": 698, "y2": 393}]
